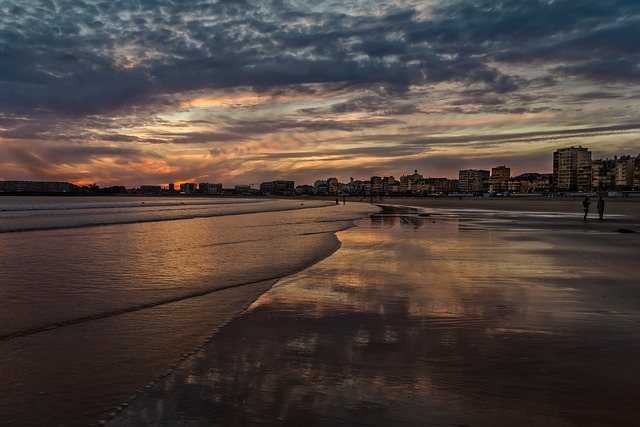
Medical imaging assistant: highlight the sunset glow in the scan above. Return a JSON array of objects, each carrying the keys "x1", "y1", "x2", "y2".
[{"x1": 1, "y1": 0, "x2": 639, "y2": 187}]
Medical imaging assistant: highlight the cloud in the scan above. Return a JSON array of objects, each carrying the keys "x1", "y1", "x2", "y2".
[
  {"x1": 0, "y1": 0, "x2": 638, "y2": 185},
  {"x1": 2, "y1": 0, "x2": 636, "y2": 117},
  {"x1": 555, "y1": 59, "x2": 640, "y2": 84}
]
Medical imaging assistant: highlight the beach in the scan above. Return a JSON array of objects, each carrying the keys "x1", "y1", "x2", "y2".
[
  {"x1": 106, "y1": 197, "x2": 640, "y2": 426},
  {"x1": 0, "y1": 198, "x2": 377, "y2": 427}
]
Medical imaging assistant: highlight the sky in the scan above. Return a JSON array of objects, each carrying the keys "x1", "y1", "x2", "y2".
[{"x1": 1, "y1": 0, "x2": 639, "y2": 187}]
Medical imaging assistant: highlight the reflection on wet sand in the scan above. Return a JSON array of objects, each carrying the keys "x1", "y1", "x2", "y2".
[{"x1": 109, "y1": 206, "x2": 640, "y2": 427}]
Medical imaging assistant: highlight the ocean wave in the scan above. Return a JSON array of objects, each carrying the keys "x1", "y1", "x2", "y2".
[
  {"x1": 0, "y1": 198, "x2": 263, "y2": 212},
  {"x1": 0, "y1": 199, "x2": 337, "y2": 232}
]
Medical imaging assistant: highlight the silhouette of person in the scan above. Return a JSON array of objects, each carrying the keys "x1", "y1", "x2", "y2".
[
  {"x1": 342, "y1": 195, "x2": 346, "y2": 205},
  {"x1": 582, "y1": 196, "x2": 591, "y2": 221},
  {"x1": 597, "y1": 196, "x2": 605, "y2": 220},
  {"x1": 336, "y1": 198, "x2": 339, "y2": 205}
]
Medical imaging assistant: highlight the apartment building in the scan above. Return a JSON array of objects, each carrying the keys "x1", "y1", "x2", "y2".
[
  {"x1": 370, "y1": 176, "x2": 383, "y2": 194},
  {"x1": 615, "y1": 156, "x2": 635, "y2": 190},
  {"x1": 314, "y1": 180, "x2": 329, "y2": 195},
  {"x1": 0, "y1": 180, "x2": 80, "y2": 193},
  {"x1": 553, "y1": 146, "x2": 592, "y2": 192},
  {"x1": 399, "y1": 170, "x2": 423, "y2": 194},
  {"x1": 592, "y1": 158, "x2": 617, "y2": 191},
  {"x1": 458, "y1": 169, "x2": 490, "y2": 193},
  {"x1": 490, "y1": 166, "x2": 511, "y2": 193},
  {"x1": 179, "y1": 182, "x2": 197, "y2": 194},
  {"x1": 199, "y1": 183, "x2": 223, "y2": 194}
]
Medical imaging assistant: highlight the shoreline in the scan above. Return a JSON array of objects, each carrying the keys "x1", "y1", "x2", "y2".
[
  {"x1": 107, "y1": 203, "x2": 640, "y2": 426},
  {"x1": 0, "y1": 201, "x2": 378, "y2": 427}
]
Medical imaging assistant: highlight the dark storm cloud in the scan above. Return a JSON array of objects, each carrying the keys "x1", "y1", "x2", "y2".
[
  {"x1": 2, "y1": 0, "x2": 638, "y2": 121},
  {"x1": 555, "y1": 59, "x2": 640, "y2": 84}
]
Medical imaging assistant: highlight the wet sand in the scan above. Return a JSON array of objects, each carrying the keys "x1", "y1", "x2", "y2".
[
  {"x1": 108, "y1": 201, "x2": 640, "y2": 426},
  {"x1": 380, "y1": 196, "x2": 640, "y2": 222}
]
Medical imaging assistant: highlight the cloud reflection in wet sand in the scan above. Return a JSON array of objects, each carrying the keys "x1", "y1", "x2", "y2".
[{"x1": 109, "y1": 208, "x2": 640, "y2": 427}]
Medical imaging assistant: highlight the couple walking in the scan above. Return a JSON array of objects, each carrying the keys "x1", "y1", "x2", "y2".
[{"x1": 582, "y1": 196, "x2": 605, "y2": 221}]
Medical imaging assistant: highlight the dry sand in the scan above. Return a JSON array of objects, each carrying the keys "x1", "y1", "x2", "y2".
[{"x1": 108, "y1": 199, "x2": 640, "y2": 426}]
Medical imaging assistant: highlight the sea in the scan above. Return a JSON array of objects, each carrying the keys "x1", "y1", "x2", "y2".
[{"x1": 0, "y1": 196, "x2": 378, "y2": 427}]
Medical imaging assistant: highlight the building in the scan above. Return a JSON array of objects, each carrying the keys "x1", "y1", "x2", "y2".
[
  {"x1": 553, "y1": 146, "x2": 592, "y2": 192},
  {"x1": 327, "y1": 178, "x2": 341, "y2": 195},
  {"x1": 399, "y1": 170, "x2": 423, "y2": 194},
  {"x1": 535, "y1": 174, "x2": 553, "y2": 193},
  {"x1": 490, "y1": 166, "x2": 511, "y2": 193},
  {"x1": 314, "y1": 180, "x2": 329, "y2": 195},
  {"x1": 295, "y1": 185, "x2": 315, "y2": 195},
  {"x1": 199, "y1": 182, "x2": 223, "y2": 194},
  {"x1": 592, "y1": 158, "x2": 617, "y2": 191},
  {"x1": 0, "y1": 180, "x2": 80, "y2": 193},
  {"x1": 140, "y1": 185, "x2": 162, "y2": 195},
  {"x1": 615, "y1": 155, "x2": 635, "y2": 190},
  {"x1": 370, "y1": 176, "x2": 383, "y2": 194},
  {"x1": 382, "y1": 176, "x2": 397, "y2": 194},
  {"x1": 234, "y1": 184, "x2": 252, "y2": 194},
  {"x1": 508, "y1": 173, "x2": 552, "y2": 193},
  {"x1": 345, "y1": 178, "x2": 369, "y2": 195},
  {"x1": 259, "y1": 181, "x2": 274, "y2": 194},
  {"x1": 458, "y1": 169, "x2": 490, "y2": 193},
  {"x1": 179, "y1": 182, "x2": 197, "y2": 194},
  {"x1": 415, "y1": 177, "x2": 452, "y2": 195},
  {"x1": 272, "y1": 180, "x2": 295, "y2": 195},
  {"x1": 259, "y1": 180, "x2": 294, "y2": 195}
]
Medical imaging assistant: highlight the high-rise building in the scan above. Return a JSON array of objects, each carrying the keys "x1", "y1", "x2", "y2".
[
  {"x1": 382, "y1": 176, "x2": 397, "y2": 194},
  {"x1": 592, "y1": 158, "x2": 617, "y2": 191},
  {"x1": 553, "y1": 146, "x2": 592, "y2": 192},
  {"x1": 615, "y1": 156, "x2": 635, "y2": 190},
  {"x1": 490, "y1": 165, "x2": 511, "y2": 193},
  {"x1": 370, "y1": 176, "x2": 383, "y2": 194}
]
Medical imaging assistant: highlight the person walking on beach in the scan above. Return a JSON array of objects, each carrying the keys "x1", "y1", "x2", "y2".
[
  {"x1": 582, "y1": 196, "x2": 591, "y2": 221},
  {"x1": 597, "y1": 196, "x2": 605, "y2": 220}
]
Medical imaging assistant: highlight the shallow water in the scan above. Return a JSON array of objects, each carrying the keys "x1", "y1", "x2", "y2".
[
  {"x1": 0, "y1": 197, "x2": 378, "y2": 427},
  {"x1": 109, "y1": 206, "x2": 640, "y2": 426}
]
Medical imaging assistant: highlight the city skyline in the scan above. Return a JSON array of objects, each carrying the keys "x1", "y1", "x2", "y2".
[
  {"x1": 3, "y1": 144, "x2": 639, "y2": 192},
  {"x1": 1, "y1": 1, "x2": 640, "y2": 187}
]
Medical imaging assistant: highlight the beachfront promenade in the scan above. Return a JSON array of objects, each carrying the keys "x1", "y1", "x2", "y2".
[{"x1": 107, "y1": 198, "x2": 640, "y2": 426}]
